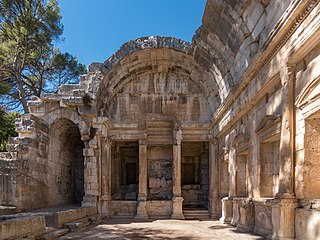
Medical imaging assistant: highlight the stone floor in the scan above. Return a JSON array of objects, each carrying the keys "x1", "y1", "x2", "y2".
[{"x1": 58, "y1": 219, "x2": 265, "y2": 240}]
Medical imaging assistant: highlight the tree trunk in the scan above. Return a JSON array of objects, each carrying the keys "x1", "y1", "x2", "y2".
[{"x1": 16, "y1": 72, "x2": 29, "y2": 113}]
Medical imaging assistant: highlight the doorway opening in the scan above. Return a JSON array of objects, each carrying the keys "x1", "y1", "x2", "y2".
[{"x1": 181, "y1": 142, "x2": 209, "y2": 209}]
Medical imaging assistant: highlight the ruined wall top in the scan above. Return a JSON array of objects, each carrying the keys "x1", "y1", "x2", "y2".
[{"x1": 88, "y1": 36, "x2": 192, "y2": 74}]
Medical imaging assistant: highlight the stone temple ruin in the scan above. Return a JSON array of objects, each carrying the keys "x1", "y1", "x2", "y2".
[{"x1": 1, "y1": 0, "x2": 320, "y2": 239}]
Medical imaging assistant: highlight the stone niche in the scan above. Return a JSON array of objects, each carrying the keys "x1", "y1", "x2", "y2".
[
  {"x1": 181, "y1": 142, "x2": 209, "y2": 209},
  {"x1": 259, "y1": 140, "x2": 280, "y2": 198},
  {"x1": 111, "y1": 141, "x2": 139, "y2": 201},
  {"x1": 301, "y1": 118, "x2": 320, "y2": 199},
  {"x1": 48, "y1": 118, "x2": 85, "y2": 205},
  {"x1": 147, "y1": 145, "x2": 173, "y2": 200},
  {"x1": 256, "y1": 115, "x2": 281, "y2": 198}
]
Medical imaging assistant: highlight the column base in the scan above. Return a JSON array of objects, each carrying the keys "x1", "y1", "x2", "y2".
[
  {"x1": 82, "y1": 195, "x2": 97, "y2": 208},
  {"x1": 135, "y1": 200, "x2": 149, "y2": 219},
  {"x1": 219, "y1": 197, "x2": 233, "y2": 223},
  {"x1": 98, "y1": 195, "x2": 111, "y2": 217},
  {"x1": 209, "y1": 198, "x2": 219, "y2": 219},
  {"x1": 171, "y1": 197, "x2": 185, "y2": 220},
  {"x1": 271, "y1": 198, "x2": 299, "y2": 240}
]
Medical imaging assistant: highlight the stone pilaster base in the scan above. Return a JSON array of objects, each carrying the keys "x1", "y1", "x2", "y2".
[
  {"x1": 236, "y1": 201, "x2": 254, "y2": 232},
  {"x1": 82, "y1": 195, "x2": 97, "y2": 208},
  {"x1": 171, "y1": 197, "x2": 185, "y2": 219},
  {"x1": 271, "y1": 198, "x2": 299, "y2": 240},
  {"x1": 209, "y1": 199, "x2": 219, "y2": 219},
  {"x1": 220, "y1": 197, "x2": 233, "y2": 223},
  {"x1": 135, "y1": 201, "x2": 148, "y2": 219},
  {"x1": 98, "y1": 195, "x2": 110, "y2": 217}
]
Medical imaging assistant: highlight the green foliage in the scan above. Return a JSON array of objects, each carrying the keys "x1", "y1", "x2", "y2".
[
  {"x1": 0, "y1": 110, "x2": 19, "y2": 152},
  {"x1": 0, "y1": 0, "x2": 86, "y2": 112},
  {"x1": 0, "y1": 82, "x2": 9, "y2": 94}
]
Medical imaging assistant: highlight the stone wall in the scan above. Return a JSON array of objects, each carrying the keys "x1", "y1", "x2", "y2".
[
  {"x1": 206, "y1": 1, "x2": 320, "y2": 238},
  {"x1": 147, "y1": 146, "x2": 173, "y2": 200},
  {"x1": 0, "y1": 114, "x2": 51, "y2": 212},
  {"x1": 1, "y1": 1, "x2": 320, "y2": 239}
]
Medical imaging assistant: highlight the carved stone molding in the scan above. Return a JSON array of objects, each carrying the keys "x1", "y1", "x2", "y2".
[
  {"x1": 209, "y1": 135, "x2": 219, "y2": 145},
  {"x1": 295, "y1": 75, "x2": 320, "y2": 109},
  {"x1": 232, "y1": 133, "x2": 250, "y2": 154}
]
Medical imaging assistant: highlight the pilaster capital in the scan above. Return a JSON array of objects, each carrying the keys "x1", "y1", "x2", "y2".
[
  {"x1": 174, "y1": 128, "x2": 182, "y2": 145},
  {"x1": 104, "y1": 136, "x2": 112, "y2": 146},
  {"x1": 209, "y1": 135, "x2": 218, "y2": 145},
  {"x1": 139, "y1": 139, "x2": 147, "y2": 146}
]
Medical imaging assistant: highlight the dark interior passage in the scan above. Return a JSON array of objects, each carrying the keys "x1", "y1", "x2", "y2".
[
  {"x1": 181, "y1": 142, "x2": 209, "y2": 209},
  {"x1": 111, "y1": 141, "x2": 139, "y2": 200}
]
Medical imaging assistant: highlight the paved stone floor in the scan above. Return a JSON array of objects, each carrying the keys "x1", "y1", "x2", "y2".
[{"x1": 59, "y1": 219, "x2": 265, "y2": 240}]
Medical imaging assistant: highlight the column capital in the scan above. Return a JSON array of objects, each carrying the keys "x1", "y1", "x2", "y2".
[
  {"x1": 209, "y1": 135, "x2": 218, "y2": 145},
  {"x1": 139, "y1": 139, "x2": 147, "y2": 145},
  {"x1": 173, "y1": 128, "x2": 182, "y2": 145}
]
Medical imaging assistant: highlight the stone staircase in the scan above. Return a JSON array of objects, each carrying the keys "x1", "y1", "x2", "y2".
[
  {"x1": 0, "y1": 206, "x2": 100, "y2": 240},
  {"x1": 183, "y1": 208, "x2": 210, "y2": 220},
  {"x1": 37, "y1": 214, "x2": 102, "y2": 239}
]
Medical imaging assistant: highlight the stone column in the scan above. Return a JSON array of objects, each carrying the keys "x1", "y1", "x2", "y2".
[
  {"x1": 171, "y1": 129, "x2": 184, "y2": 219},
  {"x1": 100, "y1": 138, "x2": 112, "y2": 217},
  {"x1": 271, "y1": 66, "x2": 298, "y2": 239},
  {"x1": 220, "y1": 147, "x2": 233, "y2": 223},
  {"x1": 277, "y1": 67, "x2": 295, "y2": 198},
  {"x1": 135, "y1": 139, "x2": 148, "y2": 219},
  {"x1": 209, "y1": 136, "x2": 219, "y2": 219}
]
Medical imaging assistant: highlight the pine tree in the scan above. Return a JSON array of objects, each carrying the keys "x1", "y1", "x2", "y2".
[{"x1": 0, "y1": 0, "x2": 86, "y2": 112}]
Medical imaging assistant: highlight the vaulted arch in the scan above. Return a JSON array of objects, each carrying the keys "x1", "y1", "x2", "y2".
[{"x1": 95, "y1": 37, "x2": 222, "y2": 123}]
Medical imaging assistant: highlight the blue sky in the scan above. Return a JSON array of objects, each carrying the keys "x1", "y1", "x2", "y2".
[{"x1": 58, "y1": 0, "x2": 206, "y2": 67}]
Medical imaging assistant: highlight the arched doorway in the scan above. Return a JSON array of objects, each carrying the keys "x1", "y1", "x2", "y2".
[{"x1": 48, "y1": 118, "x2": 85, "y2": 205}]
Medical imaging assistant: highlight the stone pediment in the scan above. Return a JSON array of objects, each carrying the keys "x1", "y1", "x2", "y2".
[
  {"x1": 232, "y1": 133, "x2": 250, "y2": 154},
  {"x1": 256, "y1": 115, "x2": 281, "y2": 133},
  {"x1": 295, "y1": 76, "x2": 320, "y2": 118},
  {"x1": 232, "y1": 133, "x2": 249, "y2": 147}
]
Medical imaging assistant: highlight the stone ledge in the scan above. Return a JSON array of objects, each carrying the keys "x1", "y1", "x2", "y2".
[
  {"x1": 0, "y1": 215, "x2": 46, "y2": 240},
  {"x1": 51, "y1": 207, "x2": 97, "y2": 228}
]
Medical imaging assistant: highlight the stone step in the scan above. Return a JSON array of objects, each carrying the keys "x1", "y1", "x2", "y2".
[
  {"x1": 63, "y1": 217, "x2": 91, "y2": 232},
  {"x1": 183, "y1": 209, "x2": 210, "y2": 220},
  {"x1": 183, "y1": 214, "x2": 210, "y2": 220},
  {"x1": 88, "y1": 214, "x2": 103, "y2": 224},
  {"x1": 36, "y1": 227, "x2": 69, "y2": 240}
]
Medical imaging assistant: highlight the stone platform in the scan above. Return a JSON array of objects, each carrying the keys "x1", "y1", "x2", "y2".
[{"x1": 0, "y1": 205, "x2": 97, "y2": 239}]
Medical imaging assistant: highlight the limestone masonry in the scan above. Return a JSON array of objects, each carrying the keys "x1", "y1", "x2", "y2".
[{"x1": 1, "y1": 0, "x2": 320, "y2": 239}]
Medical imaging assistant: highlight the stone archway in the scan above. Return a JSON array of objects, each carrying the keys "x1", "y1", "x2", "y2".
[{"x1": 48, "y1": 118, "x2": 85, "y2": 205}]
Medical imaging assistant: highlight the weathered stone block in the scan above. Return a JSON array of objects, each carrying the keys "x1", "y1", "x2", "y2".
[
  {"x1": 0, "y1": 215, "x2": 45, "y2": 240},
  {"x1": 52, "y1": 207, "x2": 96, "y2": 228}
]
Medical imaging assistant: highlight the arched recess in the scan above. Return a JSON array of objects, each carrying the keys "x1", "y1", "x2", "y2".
[
  {"x1": 42, "y1": 108, "x2": 88, "y2": 136},
  {"x1": 96, "y1": 47, "x2": 221, "y2": 123},
  {"x1": 42, "y1": 109, "x2": 88, "y2": 206},
  {"x1": 48, "y1": 118, "x2": 85, "y2": 205}
]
